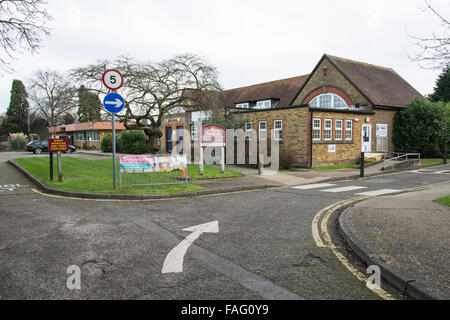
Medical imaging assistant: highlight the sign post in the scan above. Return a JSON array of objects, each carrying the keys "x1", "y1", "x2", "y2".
[
  {"x1": 49, "y1": 152, "x2": 53, "y2": 181},
  {"x1": 200, "y1": 124, "x2": 226, "y2": 174},
  {"x1": 102, "y1": 69, "x2": 124, "y2": 189}
]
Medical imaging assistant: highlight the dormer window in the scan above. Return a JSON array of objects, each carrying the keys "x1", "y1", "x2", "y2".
[
  {"x1": 309, "y1": 93, "x2": 348, "y2": 109},
  {"x1": 255, "y1": 100, "x2": 271, "y2": 109},
  {"x1": 236, "y1": 102, "x2": 249, "y2": 109}
]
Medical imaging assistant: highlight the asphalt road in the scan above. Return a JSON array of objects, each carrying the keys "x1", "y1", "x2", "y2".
[{"x1": 0, "y1": 151, "x2": 449, "y2": 299}]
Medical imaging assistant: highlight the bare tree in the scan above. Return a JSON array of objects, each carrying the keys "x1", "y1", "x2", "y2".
[
  {"x1": 29, "y1": 70, "x2": 77, "y2": 127},
  {"x1": 0, "y1": 0, "x2": 51, "y2": 72},
  {"x1": 72, "y1": 54, "x2": 222, "y2": 153},
  {"x1": 408, "y1": 0, "x2": 449, "y2": 70}
]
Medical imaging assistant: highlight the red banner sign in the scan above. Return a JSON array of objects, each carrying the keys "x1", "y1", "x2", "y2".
[
  {"x1": 48, "y1": 138, "x2": 69, "y2": 152},
  {"x1": 200, "y1": 124, "x2": 226, "y2": 147}
]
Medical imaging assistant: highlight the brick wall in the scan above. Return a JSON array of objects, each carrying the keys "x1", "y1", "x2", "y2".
[
  {"x1": 311, "y1": 110, "x2": 374, "y2": 166},
  {"x1": 292, "y1": 58, "x2": 370, "y2": 108},
  {"x1": 372, "y1": 108, "x2": 397, "y2": 153},
  {"x1": 233, "y1": 106, "x2": 310, "y2": 167},
  {"x1": 159, "y1": 112, "x2": 186, "y2": 153}
]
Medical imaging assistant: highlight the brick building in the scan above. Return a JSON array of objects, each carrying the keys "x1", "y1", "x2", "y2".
[
  {"x1": 49, "y1": 121, "x2": 128, "y2": 150},
  {"x1": 163, "y1": 54, "x2": 423, "y2": 167}
]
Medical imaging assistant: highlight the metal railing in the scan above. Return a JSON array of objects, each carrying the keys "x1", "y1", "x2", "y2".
[{"x1": 382, "y1": 152, "x2": 421, "y2": 169}]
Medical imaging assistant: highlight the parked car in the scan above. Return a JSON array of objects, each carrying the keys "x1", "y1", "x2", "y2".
[{"x1": 25, "y1": 140, "x2": 76, "y2": 154}]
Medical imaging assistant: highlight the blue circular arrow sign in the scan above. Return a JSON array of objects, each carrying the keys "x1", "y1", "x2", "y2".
[{"x1": 103, "y1": 92, "x2": 124, "y2": 113}]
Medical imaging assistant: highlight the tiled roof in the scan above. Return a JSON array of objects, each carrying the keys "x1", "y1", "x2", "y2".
[
  {"x1": 218, "y1": 75, "x2": 309, "y2": 108},
  {"x1": 325, "y1": 54, "x2": 423, "y2": 107},
  {"x1": 63, "y1": 121, "x2": 128, "y2": 132}
]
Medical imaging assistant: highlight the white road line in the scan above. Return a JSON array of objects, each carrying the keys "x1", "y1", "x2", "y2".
[
  {"x1": 433, "y1": 170, "x2": 450, "y2": 174},
  {"x1": 291, "y1": 183, "x2": 336, "y2": 190},
  {"x1": 355, "y1": 189, "x2": 401, "y2": 196},
  {"x1": 321, "y1": 186, "x2": 367, "y2": 193}
]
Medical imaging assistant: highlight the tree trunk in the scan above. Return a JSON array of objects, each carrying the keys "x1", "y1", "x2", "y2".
[{"x1": 144, "y1": 127, "x2": 163, "y2": 154}]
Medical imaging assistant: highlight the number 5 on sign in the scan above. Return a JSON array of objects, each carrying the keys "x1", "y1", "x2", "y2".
[{"x1": 102, "y1": 69, "x2": 123, "y2": 90}]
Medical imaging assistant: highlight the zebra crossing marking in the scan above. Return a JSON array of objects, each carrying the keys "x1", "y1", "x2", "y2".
[
  {"x1": 321, "y1": 186, "x2": 367, "y2": 193},
  {"x1": 291, "y1": 183, "x2": 336, "y2": 190},
  {"x1": 355, "y1": 189, "x2": 401, "y2": 196}
]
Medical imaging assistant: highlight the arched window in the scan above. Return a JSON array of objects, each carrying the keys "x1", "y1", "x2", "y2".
[{"x1": 309, "y1": 93, "x2": 348, "y2": 109}]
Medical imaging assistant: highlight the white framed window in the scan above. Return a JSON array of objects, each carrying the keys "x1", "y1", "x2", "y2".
[
  {"x1": 75, "y1": 131, "x2": 85, "y2": 141},
  {"x1": 274, "y1": 120, "x2": 282, "y2": 141},
  {"x1": 259, "y1": 120, "x2": 267, "y2": 140},
  {"x1": 345, "y1": 120, "x2": 353, "y2": 140},
  {"x1": 191, "y1": 125, "x2": 198, "y2": 140},
  {"x1": 87, "y1": 130, "x2": 99, "y2": 141},
  {"x1": 236, "y1": 102, "x2": 249, "y2": 109},
  {"x1": 312, "y1": 118, "x2": 321, "y2": 140},
  {"x1": 309, "y1": 93, "x2": 348, "y2": 109},
  {"x1": 335, "y1": 119, "x2": 343, "y2": 141},
  {"x1": 256, "y1": 100, "x2": 271, "y2": 109},
  {"x1": 324, "y1": 119, "x2": 333, "y2": 140},
  {"x1": 245, "y1": 121, "x2": 252, "y2": 138},
  {"x1": 191, "y1": 110, "x2": 212, "y2": 122}
]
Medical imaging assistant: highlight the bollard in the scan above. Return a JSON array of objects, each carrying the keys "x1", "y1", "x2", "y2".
[
  {"x1": 360, "y1": 152, "x2": 365, "y2": 177},
  {"x1": 444, "y1": 143, "x2": 447, "y2": 165}
]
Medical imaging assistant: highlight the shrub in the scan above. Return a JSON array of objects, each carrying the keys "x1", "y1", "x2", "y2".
[
  {"x1": 101, "y1": 133, "x2": 114, "y2": 152},
  {"x1": 7, "y1": 133, "x2": 28, "y2": 150},
  {"x1": 117, "y1": 130, "x2": 148, "y2": 154},
  {"x1": 280, "y1": 149, "x2": 297, "y2": 170},
  {"x1": 393, "y1": 99, "x2": 449, "y2": 158}
]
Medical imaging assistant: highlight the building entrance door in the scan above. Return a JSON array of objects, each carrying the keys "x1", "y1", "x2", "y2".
[
  {"x1": 166, "y1": 127, "x2": 172, "y2": 153},
  {"x1": 361, "y1": 124, "x2": 372, "y2": 152}
]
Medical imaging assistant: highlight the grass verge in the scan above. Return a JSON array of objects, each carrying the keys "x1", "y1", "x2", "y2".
[
  {"x1": 312, "y1": 163, "x2": 359, "y2": 170},
  {"x1": 421, "y1": 158, "x2": 447, "y2": 165},
  {"x1": 13, "y1": 157, "x2": 242, "y2": 195},
  {"x1": 433, "y1": 195, "x2": 450, "y2": 207}
]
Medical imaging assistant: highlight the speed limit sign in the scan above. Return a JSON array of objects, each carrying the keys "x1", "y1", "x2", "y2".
[{"x1": 102, "y1": 69, "x2": 123, "y2": 90}]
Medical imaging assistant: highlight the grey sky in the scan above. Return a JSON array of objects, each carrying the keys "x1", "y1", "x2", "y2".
[{"x1": 0, "y1": 0, "x2": 449, "y2": 114}]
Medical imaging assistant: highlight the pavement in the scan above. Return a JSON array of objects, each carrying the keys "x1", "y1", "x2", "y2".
[
  {"x1": 342, "y1": 181, "x2": 450, "y2": 299},
  {"x1": 78, "y1": 149, "x2": 388, "y2": 190}
]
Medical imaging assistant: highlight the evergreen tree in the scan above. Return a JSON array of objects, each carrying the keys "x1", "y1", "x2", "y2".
[
  {"x1": 430, "y1": 67, "x2": 450, "y2": 103},
  {"x1": 393, "y1": 98, "x2": 449, "y2": 158},
  {"x1": 77, "y1": 85, "x2": 102, "y2": 123},
  {"x1": 62, "y1": 112, "x2": 76, "y2": 124},
  {"x1": 1, "y1": 80, "x2": 29, "y2": 134}
]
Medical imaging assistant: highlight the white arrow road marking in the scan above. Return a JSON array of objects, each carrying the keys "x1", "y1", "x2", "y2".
[
  {"x1": 161, "y1": 221, "x2": 219, "y2": 274},
  {"x1": 104, "y1": 98, "x2": 123, "y2": 108}
]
